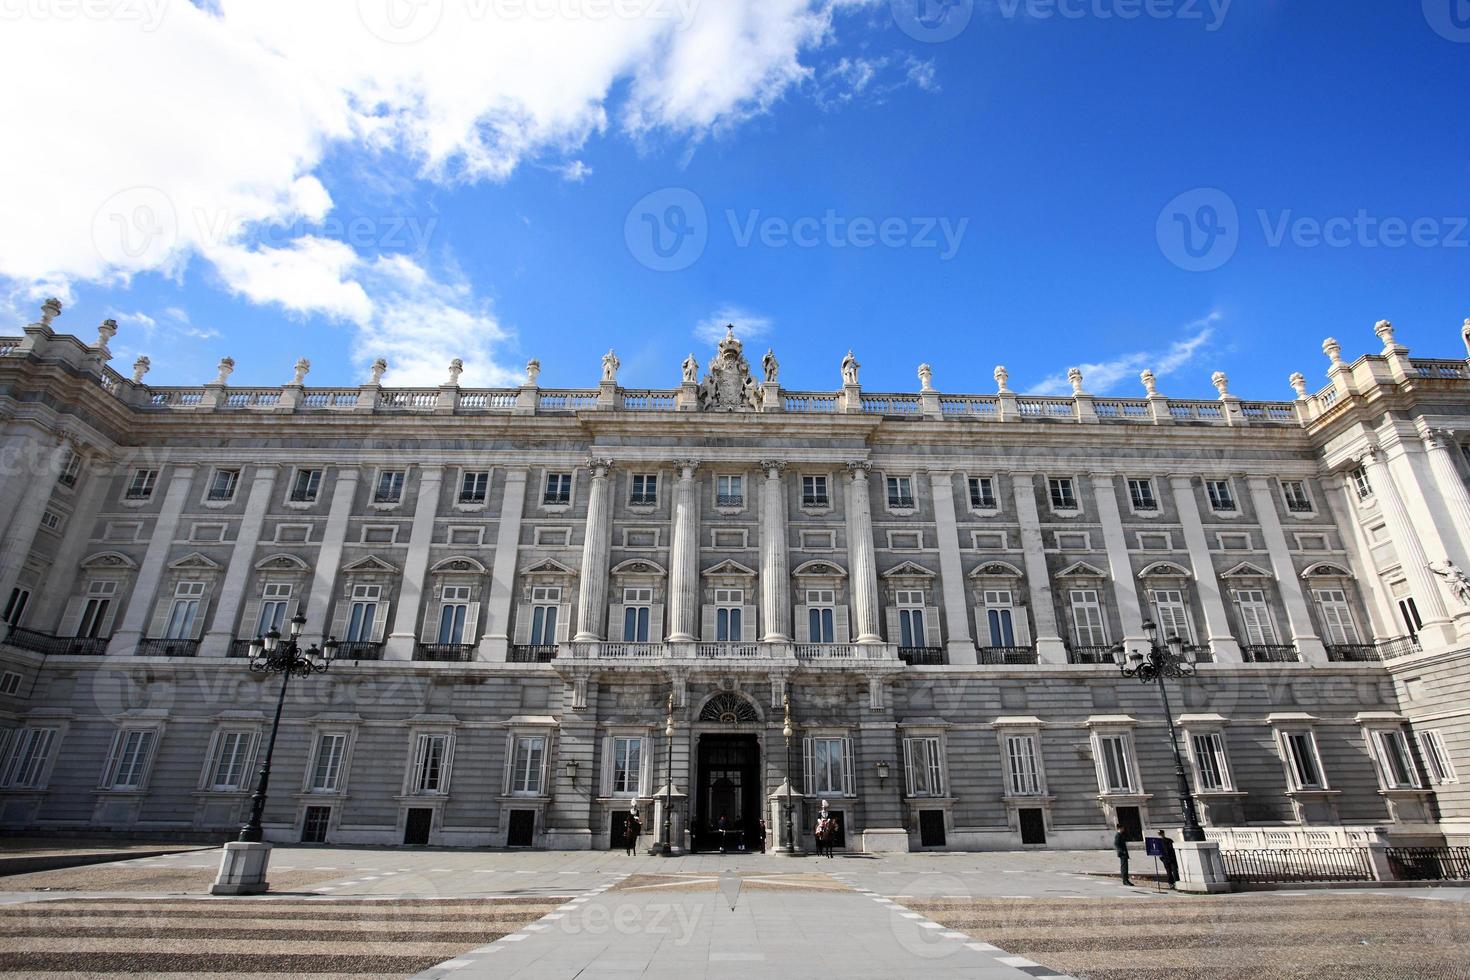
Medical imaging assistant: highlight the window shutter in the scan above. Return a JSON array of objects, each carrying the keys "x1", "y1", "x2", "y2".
[
  {"x1": 99, "y1": 730, "x2": 124, "y2": 788},
  {"x1": 147, "y1": 594, "x2": 174, "y2": 639},
  {"x1": 410, "y1": 734, "x2": 427, "y2": 793},
  {"x1": 700, "y1": 604, "x2": 716, "y2": 642},
  {"x1": 513, "y1": 604, "x2": 533, "y2": 645},
  {"x1": 607, "y1": 603, "x2": 626, "y2": 641},
  {"x1": 903, "y1": 739, "x2": 916, "y2": 796},
  {"x1": 885, "y1": 606, "x2": 901, "y2": 644},
  {"x1": 835, "y1": 606, "x2": 851, "y2": 643},
  {"x1": 599, "y1": 735, "x2": 613, "y2": 797},
  {"x1": 420, "y1": 602, "x2": 441, "y2": 644},
  {"x1": 328, "y1": 600, "x2": 351, "y2": 643},
  {"x1": 238, "y1": 600, "x2": 263, "y2": 639},
  {"x1": 649, "y1": 604, "x2": 665, "y2": 643},
  {"x1": 440, "y1": 736, "x2": 455, "y2": 793},
  {"x1": 802, "y1": 737, "x2": 814, "y2": 795},
  {"x1": 794, "y1": 606, "x2": 810, "y2": 643},
  {"x1": 189, "y1": 584, "x2": 214, "y2": 639},
  {"x1": 741, "y1": 605, "x2": 757, "y2": 642},
  {"x1": 555, "y1": 602, "x2": 572, "y2": 641},
  {"x1": 1014, "y1": 605, "x2": 1032, "y2": 646},
  {"x1": 640, "y1": 736, "x2": 652, "y2": 797},
  {"x1": 463, "y1": 602, "x2": 480, "y2": 642},
  {"x1": 371, "y1": 601, "x2": 391, "y2": 642},
  {"x1": 841, "y1": 737, "x2": 856, "y2": 796},
  {"x1": 924, "y1": 607, "x2": 942, "y2": 647},
  {"x1": 98, "y1": 600, "x2": 119, "y2": 637},
  {"x1": 59, "y1": 597, "x2": 85, "y2": 636},
  {"x1": 501, "y1": 733, "x2": 515, "y2": 795}
]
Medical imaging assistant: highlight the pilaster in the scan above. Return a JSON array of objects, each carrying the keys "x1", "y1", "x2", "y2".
[
  {"x1": 1360, "y1": 446, "x2": 1454, "y2": 644},
  {"x1": 109, "y1": 465, "x2": 198, "y2": 657},
  {"x1": 30, "y1": 452, "x2": 116, "y2": 628},
  {"x1": 1011, "y1": 472, "x2": 1066, "y2": 662},
  {"x1": 1247, "y1": 475, "x2": 1326, "y2": 662},
  {"x1": 199, "y1": 465, "x2": 280, "y2": 657},
  {"x1": 385, "y1": 465, "x2": 445, "y2": 660},
  {"x1": 1167, "y1": 475, "x2": 1240, "y2": 662},
  {"x1": 1320, "y1": 474, "x2": 1395, "y2": 640},
  {"x1": 573, "y1": 459, "x2": 614, "y2": 641},
  {"x1": 303, "y1": 468, "x2": 360, "y2": 640},
  {"x1": 1090, "y1": 473, "x2": 1145, "y2": 651},
  {"x1": 0, "y1": 439, "x2": 71, "y2": 612},
  {"x1": 844, "y1": 462, "x2": 883, "y2": 643},
  {"x1": 927, "y1": 469, "x2": 976, "y2": 663},
  {"x1": 666, "y1": 460, "x2": 701, "y2": 642},
  {"x1": 480, "y1": 468, "x2": 528, "y2": 661},
  {"x1": 759, "y1": 460, "x2": 791, "y2": 642}
]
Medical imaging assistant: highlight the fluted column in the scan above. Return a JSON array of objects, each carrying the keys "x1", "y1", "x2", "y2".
[
  {"x1": 1090, "y1": 473, "x2": 1146, "y2": 651},
  {"x1": 480, "y1": 467, "x2": 528, "y2": 661},
  {"x1": 844, "y1": 461, "x2": 883, "y2": 643},
  {"x1": 110, "y1": 465, "x2": 197, "y2": 656},
  {"x1": 928, "y1": 469, "x2": 976, "y2": 663},
  {"x1": 574, "y1": 458, "x2": 614, "y2": 642},
  {"x1": 1357, "y1": 448, "x2": 1455, "y2": 646},
  {"x1": 1421, "y1": 428, "x2": 1470, "y2": 570},
  {"x1": 303, "y1": 468, "x2": 360, "y2": 636},
  {"x1": 384, "y1": 464, "x2": 445, "y2": 660},
  {"x1": 759, "y1": 460, "x2": 791, "y2": 641},
  {"x1": 1247, "y1": 475, "x2": 1326, "y2": 662},
  {"x1": 1012, "y1": 471, "x2": 1067, "y2": 663},
  {"x1": 1168, "y1": 475, "x2": 1241, "y2": 662},
  {"x1": 199, "y1": 465, "x2": 280, "y2": 657},
  {"x1": 666, "y1": 459, "x2": 701, "y2": 642}
]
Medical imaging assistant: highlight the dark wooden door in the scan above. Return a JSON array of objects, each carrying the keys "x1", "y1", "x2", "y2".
[
  {"x1": 301, "y1": 806, "x2": 330, "y2": 844},
  {"x1": 825, "y1": 810, "x2": 846, "y2": 848},
  {"x1": 919, "y1": 809, "x2": 946, "y2": 847},
  {"x1": 404, "y1": 807, "x2": 433, "y2": 846},
  {"x1": 507, "y1": 809, "x2": 536, "y2": 847},
  {"x1": 1019, "y1": 808, "x2": 1047, "y2": 845},
  {"x1": 610, "y1": 811, "x2": 632, "y2": 850},
  {"x1": 1116, "y1": 806, "x2": 1144, "y2": 842}
]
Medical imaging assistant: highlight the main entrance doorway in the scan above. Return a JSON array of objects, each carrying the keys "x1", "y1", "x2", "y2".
[{"x1": 693, "y1": 733, "x2": 761, "y2": 853}]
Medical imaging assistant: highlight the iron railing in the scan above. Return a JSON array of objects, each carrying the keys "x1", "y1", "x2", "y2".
[
  {"x1": 978, "y1": 646, "x2": 1038, "y2": 665},
  {"x1": 228, "y1": 639, "x2": 255, "y2": 658},
  {"x1": 1066, "y1": 644, "x2": 1115, "y2": 665},
  {"x1": 136, "y1": 638, "x2": 200, "y2": 657},
  {"x1": 415, "y1": 643, "x2": 475, "y2": 662},
  {"x1": 508, "y1": 644, "x2": 557, "y2": 663},
  {"x1": 1242, "y1": 644, "x2": 1300, "y2": 663},
  {"x1": 716, "y1": 494, "x2": 744, "y2": 507},
  {"x1": 1385, "y1": 846, "x2": 1470, "y2": 881},
  {"x1": 3, "y1": 627, "x2": 109, "y2": 656},
  {"x1": 1326, "y1": 636, "x2": 1422, "y2": 662},
  {"x1": 333, "y1": 641, "x2": 385, "y2": 661},
  {"x1": 898, "y1": 646, "x2": 946, "y2": 666},
  {"x1": 1221, "y1": 847, "x2": 1373, "y2": 884}
]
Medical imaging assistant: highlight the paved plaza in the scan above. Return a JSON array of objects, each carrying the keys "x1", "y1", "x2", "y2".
[{"x1": 0, "y1": 846, "x2": 1467, "y2": 978}]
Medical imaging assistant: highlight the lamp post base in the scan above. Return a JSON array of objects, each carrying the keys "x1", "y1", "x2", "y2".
[
  {"x1": 1174, "y1": 840, "x2": 1231, "y2": 893},
  {"x1": 209, "y1": 841, "x2": 272, "y2": 895}
]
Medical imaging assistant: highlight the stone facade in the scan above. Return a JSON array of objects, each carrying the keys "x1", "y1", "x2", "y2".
[{"x1": 2, "y1": 308, "x2": 1470, "y2": 852}]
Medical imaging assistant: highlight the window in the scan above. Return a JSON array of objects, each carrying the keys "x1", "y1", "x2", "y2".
[
  {"x1": 125, "y1": 468, "x2": 158, "y2": 500},
  {"x1": 611, "y1": 736, "x2": 643, "y2": 796},
  {"x1": 1282, "y1": 731, "x2": 1325, "y2": 789},
  {"x1": 717, "y1": 475, "x2": 743, "y2": 507},
  {"x1": 1048, "y1": 477, "x2": 1077, "y2": 510},
  {"x1": 983, "y1": 590, "x2": 1017, "y2": 647},
  {"x1": 802, "y1": 475, "x2": 829, "y2": 508},
  {"x1": 806, "y1": 736, "x2": 853, "y2": 796},
  {"x1": 76, "y1": 581, "x2": 117, "y2": 638},
  {"x1": 309, "y1": 733, "x2": 347, "y2": 792},
  {"x1": 1351, "y1": 467, "x2": 1373, "y2": 501},
  {"x1": 886, "y1": 475, "x2": 915, "y2": 509},
  {"x1": 530, "y1": 586, "x2": 561, "y2": 645},
  {"x1": 896, "y1": 590, "x2": 926, "y2": 647},
  {"x1": 623, "y1": 587, "x2": 652, "y2": 642},
  {"x1": 511, "y1": 735, "x2": 546, "y2": 795},
  {"x1": 968, "y1": 476, "x2": 997, "y2": 510},
  {"x1": 1150, "y1": 589, "x2": 1195, "y2": 645},
  {"x1": 1069, "y1": 589, "x2": 1108, "y2": 646},
  {"x1": 255, "y1": 583, "x2": 292, "y2": 637},
  {"x1": 1282, "y1": 480, "x2": 1312, "y2": 513},
  {"x1": 904, "y1": 736, "x2": 943, "y2": 797},
  {"x1": 2, "y1": 587, "x2": 31, "y2": 627},
  {"x1": 103, "y1": 729, "x2": 156, "y2": 790},
  {"x1": 543, "y1": 472, "x2": 571, "y2": 505},
  {"x1": 1314, "y1": 588, "x2": 1360, "y2": 645},
  {"x1": 1, "y1": 727, "x2": 56, "y2": 788},
  {"x1": 806, "y1": 589, "x2": 836, "y2": 643},
  {"x1": 208, "y1": 731, "x2": 256, "y2": 791},
  {"x1": 289, "y1": 468, "x2": 323, "y2": 503},
  {"x1": 715, "y1": 588, "x2": 743, "y2": 641},
  {"x1": 0, "y1": 671, "x2": 21, "y2": 696},
  {"x1": 411, "y1": 734, "x2": 451, "y2": 794},
  {"x1": 1190, "y1": 732, "x2": 1231, "y2": 791},
  {"x1": 1206, "y1": 479, "x2": 1236, "y2": 512},
  {"x1": 163, "y1": 582, "x2": 206, "y2": 639},
  {"x1": 207, "y1": 468, "x2": 240, "y2": 502},
  {"x1": 1127, "y1": 478, "x2": 1157, "y2": 511},
  {"x1": 629, "y1": 473, "x2": 657, "y2": 506},
  {"x1": 458, "y1": 470, "x2": 489, "y2": 504},
  {"x1": 1004, "y1": 735, "x2": 1042, "y2": 796},
  {"x1": 57, "y1": 450, "x2": 82, "y2": 488},
  {"x1": 345, "y1": 584, "x2": 382, "y2": 643},
  {"x1": 1370, "y1": 729, "x2": 1419, "y2": 789},
  {"x1": 40, "y1": 510, "x2": 61, "y2": 532},
  {"x1": 1235, "y1": 589, "x2": 1279, "y2": 645},
  {"x1": 437, "y1": 585, "x2": 472, "y2": 644},
  {"x1": 373, "y1": 469, "x2": 405, "y2": 504},
  {"x1": 1095, "y1": 734, "x2": 1135, "y2": 793},
  {"x1": 1418, "y1": 730, "x2": 1457, "y2": 784}
]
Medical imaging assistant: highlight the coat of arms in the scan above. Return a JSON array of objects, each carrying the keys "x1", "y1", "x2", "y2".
[{"x1": 698, "y1": 326, "x2": 764, "y2": 412}]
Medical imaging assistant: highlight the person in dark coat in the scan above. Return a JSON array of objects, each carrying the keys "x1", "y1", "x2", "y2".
[
  {"x1": 1114, "y1": 822, "x2": 1132, "y2": 886},
  {"x1": 1155, "y1": 830, "x2": 1179, "y2": 887},
  {"x1": 624, "y1": 809, "x2": 642, "y2": 856},
  {"x1": 757, "y1": 817, "x2": 768, "y2": 853}
]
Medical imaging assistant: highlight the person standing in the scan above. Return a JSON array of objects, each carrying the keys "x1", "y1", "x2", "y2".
[
  {"x1": 1155, "y1": 830, "x2": 1179, "y2": 888},
  {"x1": 1114, "y1": 822, "x2": 1132, "y2": 886},
  {"x1": 624, "y1": 808, "x2": 642, "y2": 857},
  {"x1": 757, "y1": 817, "x2": 768, "y2": 854}
]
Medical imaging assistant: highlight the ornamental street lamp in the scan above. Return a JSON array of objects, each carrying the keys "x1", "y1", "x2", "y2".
[
  {"x1": 658, "y1": 691, "x2": 676, "y2": 857},
  {"x1": 237, "y1": 613, "x2": 338, "y2": 843},
  {"x1": 782, "y1": 694, "x2": 799, "y2": 855},
  {"x1": 1112, "y1": 620, "x2": 1206, "y2": 843}
]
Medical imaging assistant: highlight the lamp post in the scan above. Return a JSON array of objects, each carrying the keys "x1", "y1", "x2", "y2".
[
  {"x1": 1112, "y1": 620, "x2": 1206, "y2": 843},
  {"x1": 659, "y1": 691, "x2": 675, "y2": 857},
  {"x1": 238, "y1": 613, "x2": 337, "y2": 843},
  {"x1": 782, "y1": 694, "x2": 798, "y2": 855}
]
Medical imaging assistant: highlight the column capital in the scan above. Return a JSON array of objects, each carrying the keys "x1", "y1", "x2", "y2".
[
  {"x1": 846, "y1": 460, "x2": 872, "y2": 477},
  {"x1": 674, "y1": 458, "x2": 701, "y2": 477},
  {"x1": 585, "y1": 456, "x2": 614, "y2": 476},
  {"x1": 1420, "y1": 427, "x2": 1456, "y2": 451},
  {"x1": 759, "y1": 459, "x2": 787, "y2": 476}
]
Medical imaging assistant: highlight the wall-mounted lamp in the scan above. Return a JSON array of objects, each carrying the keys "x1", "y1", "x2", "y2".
[
  {"x1": 875, "y1": 760, "x2": 890, "y2": 783},
  {"x1": 565, "y1": 758, "x2": 579, "y2": 785}
]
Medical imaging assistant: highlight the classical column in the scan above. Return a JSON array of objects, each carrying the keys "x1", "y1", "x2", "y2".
[
  {"x1": 927, "y1": 469, "x2": 976, "y2": 664},
  {"x1": 199, "y1": 465, "x2": 280, "y2": 657},
  {"x1": 1167, "y1": 475, "x2": 1241, "y2": 663},
  {"x1": 109, "y1": 465, "x2": 198, "y2": 657},
  {"x1": 1247, "y1": 475, "x2": 1326, "y2": 662},
  {"x1": 1091, "y1": 473, "x2": 1145, "y2": 651},
  {"x1": 666, "y1": 460, "x2": 701, "y2": 643},
  {"x1": 0, "y1": 426, "x2": 62, "y2": 543},
  {"x1": 385, "y1": 464, "x2": 445, "y2": 660},
  {"x1": 1421, "y1": 428, "x2": 1470, "y2": 570},
  {"x1": 303, "y1": 467, "x2": 360, "y2": 637},
  {"x1": 0, "y1": 438, "x2": 73, "y2": 615},
  {"x1": 1320, "y1": 473, "x2": 1395, "y2": 639},
  {"x1": 1360, "y1": 447, "x2": 1457, "y2": 646},
  {"x1": 30, "y1": 453, "x2": 116, "y2": 629},
  {"x1": 480, "y1": 467, "x2": 527, "y2": 661},
  {"x1": 1012, "y1": 471, "x2": 1066, "y2": 663},
  {"x1": 844, "y1": 461, "x2": 883, "y2": 644},
  {"x1": 573, "y1": 458, "x2": 614, "y2": 642},
  {"x1": 759, "y1": 460, "x2": 792, "y2": 642}
]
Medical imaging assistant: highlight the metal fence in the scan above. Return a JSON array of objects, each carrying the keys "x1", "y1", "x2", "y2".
[
  {"x1": 1386, "y1": 847, "x2": 1470, "y2": 881},
  {"x1": 1221, "y1": 847, "x2": 1374, "y2": 884}
]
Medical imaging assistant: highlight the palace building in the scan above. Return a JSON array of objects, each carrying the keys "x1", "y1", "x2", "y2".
[{"x1": 2, "y1": 302, "x2": 1470, "y2": 854}]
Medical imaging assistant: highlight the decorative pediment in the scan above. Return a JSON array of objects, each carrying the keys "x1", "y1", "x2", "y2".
[
  {"x1": 791, "y1": 559, "x2": 847, "y2": 578},
  {"x1": 80, "y1": 551, "x2": 137, "y2": 570},
  {"x1": 968, "y1": 560, "x2": 1024, "y2": 579},
  {"x1": 431, "y1": 555, "x2": 488, "y2": 574},
  {"x1": 522, "y1": 557, "x2": 577, "y2": 577},
  {"x1": 167, "y1": 552, "x2": 222, "y2": 571},
  {"x1": 1301, "y1": 561, "x2": 1353, "y2": 579},
  {"x1": 880, "y1": 561, "x2": 936, "y2": 580},
  {"x1": 341, "y1": 555, "x2": 400, "y2": 574},
  {"x1": 1137, "y1": 560, "x2": 1192, "y2": 580},
  {"x1": 612, "y1": 558, "x2": 667, "y2": 577},
  {"x1": 254, "y1": 553, "x2": 309, "y2": 571},
  {"x1": 701, "y1": 559, "x2": 757, "y2": 579},
  {"x1": 1220, "y1": 561, "x2": 1274, "y2": 580},
  {"x1": 1056, "y1": 560, "x2": 1108, "y2": 579}
]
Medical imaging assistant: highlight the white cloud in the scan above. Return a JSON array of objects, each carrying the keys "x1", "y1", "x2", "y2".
[
  {"x1": 1026, "y1": 313, "x2": 1220, "y2": 396},
  {"x1": 555, "y1": 160, "x2": 594, "y2": 182},
  {"x1": 694, "y1": 305, "x2": 774, "y2": 345},
  {"x1": 205, "y1": 237, "x2": 373, "y2": 324}
]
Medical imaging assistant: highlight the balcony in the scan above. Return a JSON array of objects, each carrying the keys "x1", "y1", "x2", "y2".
[
  {"x1": 898, "y1": 646, "x2": 947, "y2": 666},
  {"x1": 561, "y1": 641, "x2": 899, "y2": 662},
  {"x1": 978, "y1": 645, "x2": 1038, "y2": 665},
  {"x1": 793, "y1": 643, "x2": 897, "y2": 662},
  {"x1": 2, "y1": 627, "x2": 109, "y2": 657},
  {"x1": 508, "y1": 644, "x2": 557, "y2": 663},
  {"x1": 1243, "y1": 644, "x2": 1300, "y2": 663},
  {"x1": 415, "y1": 643, "x2": 475, "y2": 662},
  {"x1": 1066, "y1": 644, "x2": 1115, "y2": 665},
  {"x1": 695, "y1": 643, "x2": 764, "y2": 659},
  {"x1": 136, "y1": 638, "x2": 200, "y2": 657},
  {"x1": 1325, "y1": 636, "x2": 1420, "y2": 663},
  {"x1": 716, "y1": 494, "x2": 744, "y2": 507},
  {"x1": 333, "y1": 641, "x2": 384, "y2": 661}
]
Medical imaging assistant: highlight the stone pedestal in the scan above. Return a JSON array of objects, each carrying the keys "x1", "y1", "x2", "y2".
[
  {"x1": 768, "y1": 783, "x2": 805, "y2": 856},
  {"x1": 210, "y1": 841, "x2": 272, "y2": 895},
  {"x1": 859, "y1": 828, "x2": 911, "y2": 853},
  {"x1": 1173, "y1": 840, "x2": 1230, "y2": 893}
]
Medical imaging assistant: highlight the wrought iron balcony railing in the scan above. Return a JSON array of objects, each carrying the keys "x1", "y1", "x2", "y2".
[
  {"x1": 415, "y1": 643, "x2": 475, "y2": 662},
  {"x1": 508, "y1": 644, "x2": 557, "y2": 663},
  {"x1": 2, "y1": 627, "x2": 109, "y2": 657},
  {"x1": 898, "y1": 646, "x2": 946, "y2": 665},
  {"x1": 1066, "y1": 644, "x2": 1115, "y2": 665},
  {"x1": 715, "y1": 494, "x2": 744, "y2": 507},
  {"x1": 333, "y1": 641, "x2": 384, "y2": 661},
  {"x1": 978, "y1": 645, "x2": 1038, "y2": 665},
  {"x1": 136, "y1": 638, "x2": 200, "y2": 657},
  {"x1": 1242, "y1": 644, "x2": 1300, "y2": 663},
  {"x1": 1325, "y1": 636, "x2": 1420, "y2": 662}
]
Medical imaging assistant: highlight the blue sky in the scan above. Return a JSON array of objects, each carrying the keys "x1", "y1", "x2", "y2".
[{"x1": 2, "y1": 1, "x2": 1467, "y2": 398}]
